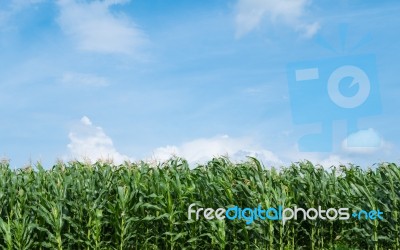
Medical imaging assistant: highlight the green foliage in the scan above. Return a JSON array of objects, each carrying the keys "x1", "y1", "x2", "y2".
[{"x1": 0, "y1": 158, "x2": 398, "y2": 249}]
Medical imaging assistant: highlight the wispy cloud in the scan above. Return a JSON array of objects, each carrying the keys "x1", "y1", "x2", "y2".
[
  {"x1": 57, "y1": 0, "x2": 146, "y2": 54},
  {"x1": 151, "y1": 135, "x2": 283, "y2": 166},
  {"x1": 235, "y1": 0, "x2": 319, "y2": 38},
  {"x1": 10, "y1": 0, "x2": 45, "y2": 8},
  {"x1": 61, "y1": 72, "x2": 109, "y2": 87},
  {"x1": 67, "y1": 116, "x2": 132, "y2": 164},
  {"x1": 0, "y1": 0, "x2": 45, "y2": 27}
]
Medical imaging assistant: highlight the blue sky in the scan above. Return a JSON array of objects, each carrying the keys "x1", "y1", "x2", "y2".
[{"x1": 0, "y1": 0, "x2": 399, "y2": 168}]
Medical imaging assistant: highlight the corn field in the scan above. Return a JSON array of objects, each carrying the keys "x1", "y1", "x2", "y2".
[{"x1": 0, "y1": 158, "x2": 399, "y2": 249}]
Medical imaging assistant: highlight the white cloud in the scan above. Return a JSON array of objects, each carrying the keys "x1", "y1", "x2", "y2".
[
  {"x1": 235, "y1": 0, "x2": 319, "y2": 38},
  {"x1": 151, "y1": 136, "x2": 359, "y2": 169},
  {"x1": 233, "y1": 149, "x2": 283, "y2": 166},
  {"x1": 342, "y1": 128, "x2": 386, "y2": 154},
  {"x1": 151, "y1": 135, "x2": 283, "y2": 167},
  {"x1": 57, "y1": 0, "x2": 146, "y2": 54},
  {"x1": 65, "y1": 119, "x2": 389, "y2": 168},
  {"x1": 316, "y1": 155, "x2": 351, "y2": 168},
  {"x1": 61, "y1": 72, "x2": 109, "y2": 87},
  {"x1": 283, "y1": 146, "x2": 352, "y2": 169},
  {"x1": 67, "y1": 116, "x2": 132, "y2": 164}
]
